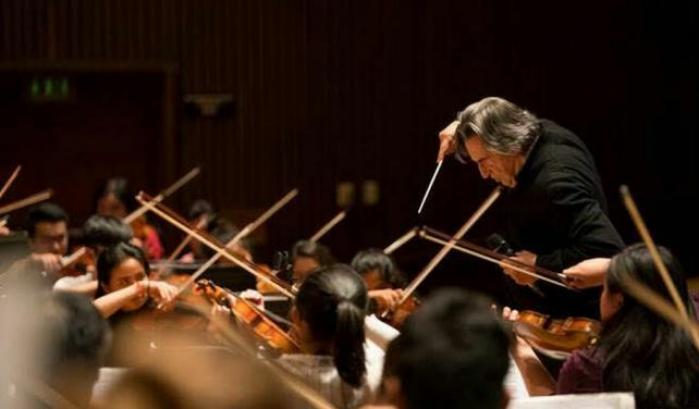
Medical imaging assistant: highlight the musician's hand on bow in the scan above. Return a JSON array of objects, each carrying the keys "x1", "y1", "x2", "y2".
[
  {"x1": 437, "y1": 121, "x2": 460, "y2": 162},
  {"x1": 562, "y1": 257, "x2": 610, "y2": 289},
  {"x1": 369, "y1": 288, "x2": 404, "y2": 313},
  {"x1": 149, "y1": 281, "x2": 178, "y2": 311},
  {"x1": 31, "y1": 253, "x2": 64, "y2": 274},
  {"x1": 240, "y1": 289, "x2": 265, "y2": 309},
  {"x1": 501, "y1": 250, "x2": 538, "y2": 286}
]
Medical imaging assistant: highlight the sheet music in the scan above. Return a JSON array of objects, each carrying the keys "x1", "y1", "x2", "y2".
[{"x1": 510, "y1": 392, "x2": 635, "y2": 409}]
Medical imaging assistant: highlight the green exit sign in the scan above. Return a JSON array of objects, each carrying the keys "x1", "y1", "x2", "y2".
[{"x1": 29, "y1": 77, "x2": 72, "y2": 101}]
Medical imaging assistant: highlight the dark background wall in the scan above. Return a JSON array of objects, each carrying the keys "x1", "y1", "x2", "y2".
[{"x1": 1, "y1": 0, "x2": 696, "y2": 300}]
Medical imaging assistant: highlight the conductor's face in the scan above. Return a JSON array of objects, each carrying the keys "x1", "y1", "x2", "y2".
[{"x1": 464, "y1": 136, "x2": 521, "y2": 188}]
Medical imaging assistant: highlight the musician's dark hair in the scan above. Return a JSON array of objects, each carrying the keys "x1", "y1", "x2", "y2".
[
  {"x1": 601, "y1": 243, "x2": 699, "y2": 408},
  {"x1": 38, "y1": 292, "x2": 111, "y2": 407},
  {"x1": 291, "y1": 240, "x2": 335, "y2": 266},
  {"x1": 26, "y1": 202, "x2": 68, "y2": 238},
  {"x1": 383, "y1": 288, "x2": 510, "y2": 409},
  {"x1": 95, "y1": 242, "x2": 150, "y2": 297},
  {"x1": 188, "y1": 199, "x2": 215, "y2": 222},
  {"x1": 94, "y1": 177, "x2": 137, "y2": 213},
  {"x1": 351, "y1": 248, "x2": 406, "y2": 289},
  {"x1": 82, "y1": 214, "x2": 133, "y2": 251},
  {"x1": 200, "y1": 220, "x2": 249, "y2": 258},
  {"x1": 186, "y1": 199, "x2": 252, "y2": 258},
  {"x1": 295, "y1": 264, "x2": 368, "y2": 388}
]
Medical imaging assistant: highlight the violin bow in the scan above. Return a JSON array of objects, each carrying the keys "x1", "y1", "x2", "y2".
[
  {"x1": 172, "y1": 189, "x2": 299, "y2": 298},
  {"x1": 309, "y1": 210, "x2": 347, "y2": 242},
  {"x1": 166, "y1": 216, "x2": 209, "y2": 261},
  {"x1": 0, "y1": 189, "x2": 53, "y2": 215},
  {"x1": 620, "y1": 185, "x2": 699, "y2": 348},
  {"x1": 620, "y1": 275, "x2": 699, "y2": 350},
  {"x1": 0, "y1": 165, "x2": 21, "y2": 200},
  {"x1": 418, "y1": 227, "x2": 572, "y2": 289},
  {"x1": 123, "y1": 166, "x2": 201, "y2": 224},
  {"x1": 60, "y1": 246, "x2": 88, "y2": 267},
  {"x1": 136, "y1": 192, "x2": 296, "y2": 298},
  {"x1": 383, "y1": 227, "x2": 418, "y2": 255},
  {"x1": 397, "y1": 186, "x2": 503, "y2": 306}
]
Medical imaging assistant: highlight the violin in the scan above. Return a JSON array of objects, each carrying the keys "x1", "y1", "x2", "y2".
[
  {"x1": 385, "y1": 300, "x2": 418, "y2": 328},
  {"x1": 380, "y1": 294, "x2": 420, "y2": 328},
  {"x1": 254, "y1": 264, "x2": 284, "y2": 294},
  {"x1": 194, "y1": 279, "x2": 301, "y2": 355},
  {"x1": 366, "y1": 280, "x2": 420, "y2": 328},
  {"x1": 60, "y1": 247, "x2": 96, "y2": 277},
  {"x1": 512, "y1": 310, "x2": 600, "y2": 359},
  {"x1": 368, "y1": 277, "x2": 420, "y2": 328},
  {"x1": 254, "y1": 250, "x2": 296, "y2": 294}
]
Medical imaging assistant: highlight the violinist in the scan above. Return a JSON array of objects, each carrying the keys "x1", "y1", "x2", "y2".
[
  {"x1": 92, "y1": 242, "x2": 180, "y2": 366},
  {"x1": 280, "y1": 264, "x2": 374, "y2": 408},
  {"x1": 93, "y1": 242, "x2": 177, "y2": 318},
  {"x1": 436, "y1": 97, "x2": 625, "y2": 319},
  {"x1": 0, "y1": 203, "x2": 69, "y2": 291},
  {"x1": 26, "y1": 202, "x2": 69, "y2": 278},
  {"x1": 92, "y1": 240, "x2": 178, "y2": 359},
  {"x1": 510, "y1": 244, "x2": 699, "y2": 408},
  {"x1": 352, "y1": 249, "x2": 406, "y2": 291},
  {"x1": 95, "y1": 178, "x2": 164, "y2": 260},
  {"x1": 257, "y1": 237, "x2": 334, "y2": 294},
  {"x1": 351, "y1": 249, "x2": 408, "y2": 317},
  {"x1": 290, "y1": 239, "x2": 335, "y2": 282},
  {"x1": 0, "y1": 202, "x2": 68, "y2": 289},
  {"x1": 53, "y1": 215, "x2": 134, "y2": 296}
]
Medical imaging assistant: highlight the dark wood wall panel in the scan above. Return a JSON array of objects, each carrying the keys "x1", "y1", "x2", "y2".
[{"x1": 1, "y1": 1, "x2": 696, "y2": 295}]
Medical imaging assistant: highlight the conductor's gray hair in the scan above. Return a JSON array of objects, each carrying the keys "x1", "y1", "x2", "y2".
[{"x1": 455, "y1": 97, "x2": 541, "y2": 160}]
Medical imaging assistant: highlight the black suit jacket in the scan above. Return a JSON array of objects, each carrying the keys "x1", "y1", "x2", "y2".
[{"x1": 501, "y1": 119, "x2": 624, "y2": 318}]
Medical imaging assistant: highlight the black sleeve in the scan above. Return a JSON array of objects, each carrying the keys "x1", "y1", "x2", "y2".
[{"x1": 535, "y1": 169, "x2": 624, "y2": 272}]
